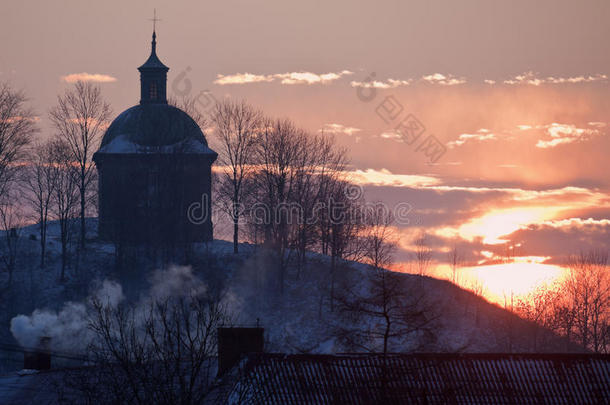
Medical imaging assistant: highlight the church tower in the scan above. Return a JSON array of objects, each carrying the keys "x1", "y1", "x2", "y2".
[
  {"x1": 93, "y1": 29, "x2": 217, "y2": 248},
  {"x1": 138, "y1": 31, "x2": 169, "y2": 104}
]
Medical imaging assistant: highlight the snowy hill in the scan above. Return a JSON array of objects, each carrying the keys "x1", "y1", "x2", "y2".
[{"x1": 0, "y1": 219, "x2": 573, "y2": 373}]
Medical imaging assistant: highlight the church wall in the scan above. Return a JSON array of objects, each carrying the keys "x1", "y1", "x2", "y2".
[{"x1": 95, "y1": 153, "x2": 214, "y2": 246}]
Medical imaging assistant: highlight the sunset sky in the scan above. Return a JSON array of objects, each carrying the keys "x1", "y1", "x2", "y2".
[{"x1": 2, "y1": 0, "x2": 609, "y2": 302}]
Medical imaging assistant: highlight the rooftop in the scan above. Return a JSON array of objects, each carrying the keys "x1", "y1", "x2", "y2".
[{"x1": 228, "y1": 353, "x2": 610, "y2": 404}]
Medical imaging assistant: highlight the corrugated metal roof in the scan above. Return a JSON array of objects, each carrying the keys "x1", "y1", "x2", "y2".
[{"x1": 230, "y1": 353, "x2": 610, "y2": 404}]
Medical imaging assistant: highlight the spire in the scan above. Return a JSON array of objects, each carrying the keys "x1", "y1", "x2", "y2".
[
  {"x1": 138, "y1": 11, "x2": 169, "y2": 104},
  {"x1": 150, "y1": 9, "x2": 160, "y2": 55}
]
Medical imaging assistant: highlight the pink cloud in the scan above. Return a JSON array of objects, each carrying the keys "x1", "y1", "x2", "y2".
[
  {"x1": 350, "y1": 78, "x2": 412, "y2": 89},
  {"x1": 503, "y1": 71, "x2": 607, "y2": 86},
  {"x1": 447, "y1": 129, "x2": 496, "y2": 148},
  {"x1": 421, "y1": 73, "x2": 466, "y2": 86},
  {"x1": 215, "y1": 70, "x2": 353, "y2": 85},
  {"x1": 319, "y1": 123, "x2": 361, "y2": 136},
  {"x1": 535, "y1": 123, "x2": 599, "y2": 149}
]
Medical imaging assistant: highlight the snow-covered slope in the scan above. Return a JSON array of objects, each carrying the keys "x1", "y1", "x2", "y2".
[{"x1": 0, "y1": 219, "x2": 572, "y2": 373}]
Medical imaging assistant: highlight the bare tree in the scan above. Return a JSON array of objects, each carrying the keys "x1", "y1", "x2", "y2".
[
  {"x1": 66, "y1": 295, "x2": 230, "y2": 405},
  {"x1": 50, "y1": 140, "x2": 79, "y2": 281},
  {"x1": 212, "y1": 100, "x2": 261, "y2": 254},
  {"x1": 362, "y1": 205, "x2": 396, "y2": 272},
  {"x1": 448, "y1": 244, "x2": 462, "y2": 284},
  {"x1": 49, "y1": 81, "x2": 111, "y2": 249},
  {"x1": 250, "y1": 118, "x2": 307, "y2": 291},
  {"x1": 506, "y1": 252, "x2": 610, "y2": 353},
  {"x1": 514, "y1": 284, "x2": 564, "y2": 352},
  {"x1": 462, "y1": 278, "x2": 486, "y2": 326},
  {"x1": 0, "y1": 189, "x2": 26, "y2": 285},
  {"x1": 336, "y1": 208, "x2": 438, "y2": 354},
  {"x1": 358, "y1": 207, "x2": 399, "y2": 354},
  {"x1": 414, "y1": 233, "x2": 432, "y2": 277},
  {"x1": 201, "y1": 108, "x2": 354, "y2": 295},
  {"x1": 467, "y1": 279, "x2": 485, "y2": 298},
  {"x1": 564, "y1": 250, "x2": 610, "y2": 353},
  {"x1": 22, "y1": 141, "x2": 58, "y2": 268},
  {"x1": 0, "y1": 82, "x2": 37, "y2": 199},
  {"x1": 324, "y1": 180, "x2": 364, "y2": 310},
  {"x1": 554, "y1": 293, "x2": 578, "y2": 352},
  {"x1": 292, "y1": 134, "x2": 347, "y2": 275}
]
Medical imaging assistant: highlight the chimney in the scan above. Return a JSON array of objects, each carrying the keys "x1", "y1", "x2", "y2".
[
  {"x1": 217, "y1": 327, "x2": 264, "y2": 375},
  {"x1": 23, "y1": 336, "x2": 51, "y2": 370}
]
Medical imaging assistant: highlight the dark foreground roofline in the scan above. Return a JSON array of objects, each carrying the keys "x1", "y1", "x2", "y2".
[
  {"x1": 227, "y1": 352, "x2": 610, "y2": 404},
  {"x1": 262, "y1": 352, "x2": 606, "y2": 359}
]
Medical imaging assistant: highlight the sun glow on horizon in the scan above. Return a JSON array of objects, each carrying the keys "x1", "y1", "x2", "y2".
[
  {"x1": 457, "y1": 260, "x2": 567, "y2": 305},
  {"x1": 456, "y1": 207, "x2": 559, "y2": 244}
]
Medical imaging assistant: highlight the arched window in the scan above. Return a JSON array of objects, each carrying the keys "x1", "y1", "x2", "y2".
[{"x1": 150, "y1": 82, "x2": 158, "y2": 99}]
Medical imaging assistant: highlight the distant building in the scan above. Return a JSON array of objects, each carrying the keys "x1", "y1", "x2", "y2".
[{"x1": 93, "y1": 30, "x2": 217, "y2": 246}]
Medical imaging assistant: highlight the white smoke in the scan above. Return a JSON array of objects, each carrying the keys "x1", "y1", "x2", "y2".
[
  {"x1": 10, "y1": 280, "x2": 123, "y2": 352},
  {"x1": 149, "y1": 265, "x2": 207, "y2": 301},
  {"x1": 9, "y1": 266, "x2": 219, "y2": 355},
  {"x1": 91, "y1": 279, "x2": 125, "y2": 307}
]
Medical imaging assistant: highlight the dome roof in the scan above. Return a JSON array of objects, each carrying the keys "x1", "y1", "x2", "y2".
[
  {"x1": 97, "y1": 104, "x2": 216, "y2": 155},
  {"x1": 95, "y1": 31, "x2": 216, "y2": 157}
]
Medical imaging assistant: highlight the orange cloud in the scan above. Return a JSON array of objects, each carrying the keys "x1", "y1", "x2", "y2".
[{"x1": 61, "y1": 73, "x2": 117, "y2": 83}]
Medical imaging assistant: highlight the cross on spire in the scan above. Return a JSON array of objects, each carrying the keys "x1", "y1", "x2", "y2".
[
  {"x1": 140, "y1": 8, "x2": 169, "y2": 104},
  {"x1": 149, "y1": 9, "x2": 161, "y2": 33}
]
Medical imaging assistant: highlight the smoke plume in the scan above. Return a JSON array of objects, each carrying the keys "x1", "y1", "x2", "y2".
[{"x1": 9, "y1": 266, "x2": 214, "y2": 355}]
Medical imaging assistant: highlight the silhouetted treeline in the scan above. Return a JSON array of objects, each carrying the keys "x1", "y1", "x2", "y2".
[{"x1": 513, "y1": 250, "x2": 610, "y2": 353}]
